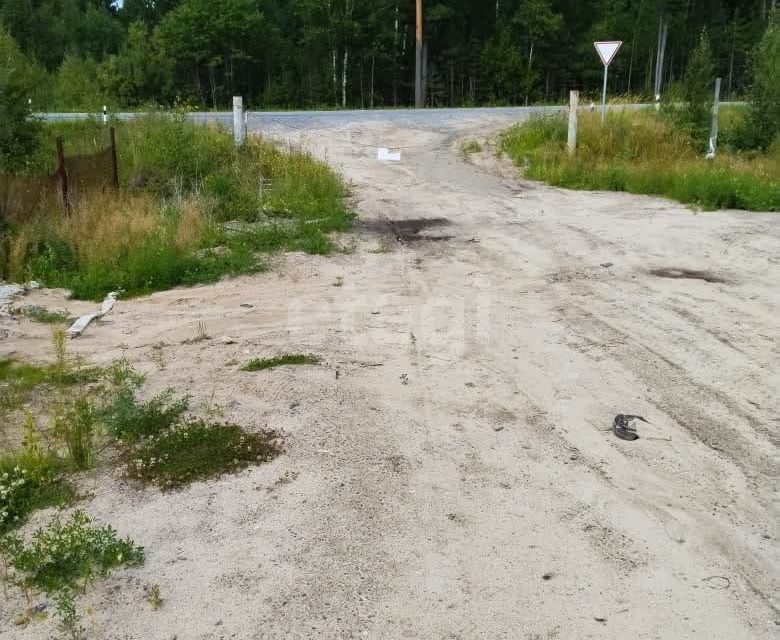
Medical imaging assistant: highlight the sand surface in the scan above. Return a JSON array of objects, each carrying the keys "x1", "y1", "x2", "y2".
[{"x1": 1, "y1": 113, "x2": 778, "y2": 639}]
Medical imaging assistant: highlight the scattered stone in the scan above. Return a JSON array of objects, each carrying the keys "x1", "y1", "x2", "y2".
[
  {"x1": 542, "y1": 573, "x2": 553, "y2": 581},
  {"x1": 220, "y1": 336, "x2": 237, "y2": 345},
  {"x1": 493, "y1": 425, "x2": 505, "y2": 432},
  {"x1": 594, "y1": 616, "x2": 607, "y2": 623},
  {"x1": 465, "y1": 382, "x2": 475, "y2": 388},
  {"x1": 240, "y1": 303, "x2": 254, "y2": 308},
  {"x1": 600, "y1": 262, "x2": 614, "y2": 268}
]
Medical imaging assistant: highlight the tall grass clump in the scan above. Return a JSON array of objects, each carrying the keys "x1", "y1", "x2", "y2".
[
  {"x1": 501, "y1": 111, "x2": 779, "y2": 211},
  {"x1": 1, "y1": 115, "x2": 352, "y2": 300}
]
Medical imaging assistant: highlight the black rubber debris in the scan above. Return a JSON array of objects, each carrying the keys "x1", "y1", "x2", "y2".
[
  {"x1": 650, "y1": 268, "x2": 725, "y2": 283},
  {"x1": 613, "y1": 414, "x2": 649, "y2": 441}
]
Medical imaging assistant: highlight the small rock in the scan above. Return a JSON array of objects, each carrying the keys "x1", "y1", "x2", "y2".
[
  {"x1": 542, "y1": 573, "x2": 553, "y2": 581},
  {"x1": 493, "y1": 425, "x2": 505, "y2": 432},
  {"x1": 240, "y1": 303, "x2": 253, "y2": 308},
  {"x1": 465, "y1": 382, "x2": 475, "y2": 388},
  {"x1": 26, "y1": 280, "x2": 41, "y2": 289},
  {"x1": 594, "y1": 616, "x2": 607, "y2": 623},
  {"x1": 600, "y1": 262, "x2": 614, "y2": 268},
  {"x1": 220, "y1": 336, "x2": 237, "y2": 345}
]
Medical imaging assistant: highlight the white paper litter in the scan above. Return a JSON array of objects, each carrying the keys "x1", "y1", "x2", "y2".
[
  {"x1": 378, "y1": 148, "x2": 401, "y2": 162},
  {"x1": 67, "y1": 291, "x2": 118, "y2": 338}
]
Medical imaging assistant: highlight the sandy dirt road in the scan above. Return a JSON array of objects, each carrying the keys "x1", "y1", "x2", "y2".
[{"x1": 1, "y1": 112, "x2": 778, "y2": 639}]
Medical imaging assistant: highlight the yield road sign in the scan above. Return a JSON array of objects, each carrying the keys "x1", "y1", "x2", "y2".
[{"x1": 594, "y1": 41, "x2": 623, "y2": 67}]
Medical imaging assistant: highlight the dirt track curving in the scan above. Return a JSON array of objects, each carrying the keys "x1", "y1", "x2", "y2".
[{"x1": 2, "y1": 112, "x2": 778, "y2": 639}]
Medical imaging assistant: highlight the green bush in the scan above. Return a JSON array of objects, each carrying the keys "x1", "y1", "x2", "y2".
[
  {"x1": 0, "y1": 510, "x2": 144, "y2": 632},
  {"x1": 101, "y1": 386, "x2": 189, "y2": 443},
  {"x1": 743, "y1": 18, "x2": 780, "y2": 150},
  {"x1": 679, "y1": 30, "x2": 715, "y2": 147},
  {"x1": 127, "y1": 421, "x2": 281, "y2": 489},
  {"x1": 0, "y1": 30, "x2": 42, "y2": 172}
]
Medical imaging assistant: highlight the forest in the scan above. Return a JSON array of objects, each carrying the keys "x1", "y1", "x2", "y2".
[{"x1": 0, "y1": 0, "x2": 776, "y2": 110}]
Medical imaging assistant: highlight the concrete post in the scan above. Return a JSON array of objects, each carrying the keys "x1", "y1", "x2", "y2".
[
  {"x1": 233, "y1": 96, "x2": 245, "y2": 146},
  {"x1": 567, "y1": 90, "x2": 579, "y2": 154},
  {"x1": 706, "y1": 78, "x2": 721, "y2": 160}
]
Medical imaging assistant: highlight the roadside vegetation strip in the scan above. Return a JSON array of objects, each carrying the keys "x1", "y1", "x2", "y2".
[
  {"x1": 241, "y1": 353, "x2": 321, "y2": 372},
  {"x1": 501, "y1": 110, "x2": 779, "y2": 212},
  {"x1": 1, "y1": 114, "x2": 353, "y2": 301}
]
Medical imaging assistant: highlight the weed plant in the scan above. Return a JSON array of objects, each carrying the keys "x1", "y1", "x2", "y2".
[
  {"x1": 100, "y1": 386, "x2": 189, "y2": 443},
  {"x1": 127, "y1": 421, "x2": 281, "y2": 489},
  {"x1": 0, "y1": 510, "x2": 143, "y2": 633}
]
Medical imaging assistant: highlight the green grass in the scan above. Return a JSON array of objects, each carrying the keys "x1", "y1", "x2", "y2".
[
  {"x1": 0, "y1": 357, "x2": 102, "y2": 411},
  {"x1": 241, "y1": 353, "x2": 321, "y2": 372},
  {"x1": 501, "y1": 110, "x2": 779, "y2": 211},
  {"x1": 126, "y1": 421, "x2": 281, "y2": 489},
  {"x1": 10, "y1": 306, "x2": 73, "y2": 324},
  {"x1": 2, "y1": 115, "x2": 353, "y2": 301}
]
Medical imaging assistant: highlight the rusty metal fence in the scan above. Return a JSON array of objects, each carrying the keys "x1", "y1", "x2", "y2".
[{"x1": 0, "y1": 127, "x2": 119, "y2": 222}]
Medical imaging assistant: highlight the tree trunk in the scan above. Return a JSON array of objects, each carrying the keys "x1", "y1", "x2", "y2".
[
  {"x1": 332, "y1": 49, "x2": 338, "y2": 104},
  {"x1": 194, "y1": 65, "x2": 204, "y2": 106},
  {"x1": 370, "y1": 54, "x2": 375, "y2": 108},
  {"x1": 207, "y1": 63, "x2": 217, "y2": 110},
  {"x1": 342, "y1": 47, "x2": 349, "y2": 108}
]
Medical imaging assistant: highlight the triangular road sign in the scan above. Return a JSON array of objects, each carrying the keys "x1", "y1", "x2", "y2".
[{"x1": 594, "y1": 41, "x2": 623, "y2": 67}]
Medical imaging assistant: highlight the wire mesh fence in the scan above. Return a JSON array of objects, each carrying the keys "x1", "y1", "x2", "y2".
[{"x1": 0, "y1": 128, "x2": 119, "y2": 222}]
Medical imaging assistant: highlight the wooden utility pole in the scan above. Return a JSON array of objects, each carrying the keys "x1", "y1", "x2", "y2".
[
  {"x1": 55, "y1": 136, "x2": 70, "y2": 215},
  {"x1": 415, "y1": 0, "x2": 423, "y2": 108}
]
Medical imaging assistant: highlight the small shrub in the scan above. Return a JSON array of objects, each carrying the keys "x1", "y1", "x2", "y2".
[
  {"x1": 0, "y1": 426, "x2": 76, "y2": 532},
  {"x1": 55, "y1": 398, "x2": 99, "y2": 471},
  {"x1": 0, "y1": 510, "x2": 144, "y2": 630},
  {"x1": 461, "y1": 139, "x2": 483, "y2": 155},
  {"x1": 241, "y1": 354, "x2": 321, "y2": 372},
  {"x1": 127, "y1": 421, "x2": 281, "y2": 489},
  {"x1": 101, "y1": 386, "x2": 189, "y2": 443},
  {"x1": 147, "y1": 582, "x2": 163, "y2": 610}
]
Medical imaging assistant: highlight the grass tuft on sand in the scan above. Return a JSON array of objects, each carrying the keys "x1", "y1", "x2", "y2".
[{"x1": 241, "y1": 354, "x2": 321, "y2": 372}]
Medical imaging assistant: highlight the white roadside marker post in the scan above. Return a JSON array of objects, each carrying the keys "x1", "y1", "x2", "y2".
[
  {"x1": 568, "y1": 90, "x2": 579, "y2": 154},
  {"x1": 706, "y1": 78, "x2": 721, "y2": 160},
  {"x1": 594, "y1": 41, "x2": 623, "y2": 124},
  {"x1": 233, "y1": 96, "x2": 245, "y2": 147}
]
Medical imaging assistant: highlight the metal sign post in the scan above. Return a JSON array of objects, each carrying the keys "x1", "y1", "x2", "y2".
[{"x1": 594, "y1": 41, "x2": 623, "y2": 123}]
